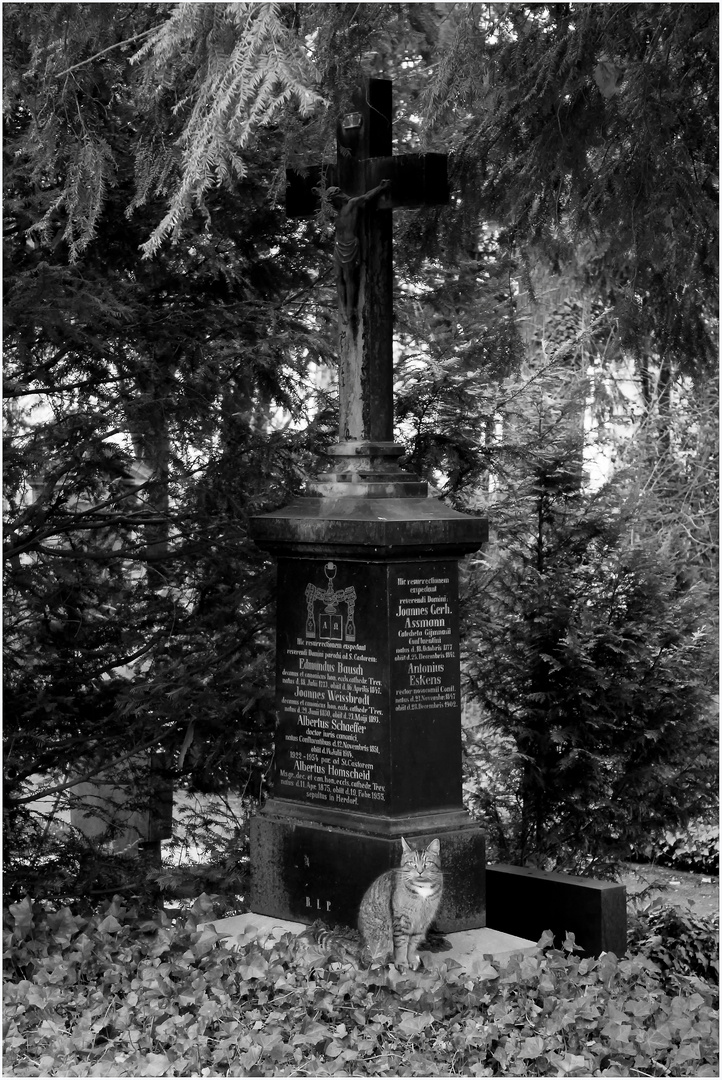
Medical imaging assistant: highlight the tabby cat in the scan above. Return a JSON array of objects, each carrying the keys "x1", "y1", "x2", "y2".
[{"x1": 358, "y1": 838, "x2": 442, "y2": 970}]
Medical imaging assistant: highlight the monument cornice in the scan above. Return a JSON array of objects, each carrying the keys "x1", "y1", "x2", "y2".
[{"x1": 251, "y1": 495, "x2": 488, "y2": 558}]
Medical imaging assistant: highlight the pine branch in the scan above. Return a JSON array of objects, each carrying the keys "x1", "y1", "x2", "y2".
[
  {"x1": 6, "y1": 375, "x2": 128, "y2": 398},
  {"x1": 10, "y1": 732, "x2": 172, "y2": 806},
  {"x1": 136, "y1": 2, "x2": 324, "y2": 255},
  {"x1": 497, "y1": 308, "x2": 613, "y2": 411},
  {"x1": 52, "y1": 28, "x2": 155, "y2": 79}
]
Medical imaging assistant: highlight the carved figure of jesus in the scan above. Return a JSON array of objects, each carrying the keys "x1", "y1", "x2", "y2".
[{"x1": 333, "y1": 178, "x2": 391, "y2": 327}]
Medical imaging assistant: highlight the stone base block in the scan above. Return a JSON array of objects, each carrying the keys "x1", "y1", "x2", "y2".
[
  {"x1": 250, "y1": 807, "x2": 485, "y2": 933},
  {"x1": 486, "y1": 864, "x2": 627, "y2": 957}
]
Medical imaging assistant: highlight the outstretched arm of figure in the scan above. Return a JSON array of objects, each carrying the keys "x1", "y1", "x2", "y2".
[{"x1": 351, "y1": 177, "x2": 392, "y2": 210}]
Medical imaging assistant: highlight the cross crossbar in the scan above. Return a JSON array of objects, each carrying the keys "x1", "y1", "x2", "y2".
[{"x1": 286, "y1": 153, "x2": 449, "y2": 217}]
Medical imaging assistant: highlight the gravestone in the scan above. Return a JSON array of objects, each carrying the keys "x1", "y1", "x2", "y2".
[
  {"x1": 250, "y1": 78, "x2": 488, "y2": 933},
  {"x1": 70, "y1": 752, "x2": 173, "y2": 858}
]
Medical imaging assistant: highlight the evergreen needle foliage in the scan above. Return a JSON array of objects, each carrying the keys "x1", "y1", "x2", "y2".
[
  {"x1": 3, "y1": 2, "x2": 718, "y2": 900},
  {"x1": 424, "y1": 3, "x2": 718, "y2": 377},
  {"x1": 132, "y1": 2, "x2": 325, "y2": 255}
]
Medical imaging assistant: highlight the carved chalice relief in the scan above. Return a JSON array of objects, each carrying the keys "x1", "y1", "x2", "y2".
[{"x1": 305, "y1": 562, "x2": 357, "y2": 642}]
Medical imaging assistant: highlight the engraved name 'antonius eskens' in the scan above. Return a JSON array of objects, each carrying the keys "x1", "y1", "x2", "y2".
[{"x1": 391, "y1": 566, "x2": 461, "y2": 712}]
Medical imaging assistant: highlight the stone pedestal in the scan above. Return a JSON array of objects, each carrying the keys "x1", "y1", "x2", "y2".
[
  {"x1": 251, "y1": 810, "x2": 485, "y2": 932},
  {"x1": 250, "y1": 457, "x2": 487, "y2": 933}
]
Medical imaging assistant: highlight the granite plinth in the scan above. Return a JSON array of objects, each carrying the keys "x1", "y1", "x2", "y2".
[{"x1": 251, "y1": 804, "x2": 485, "y2": 933}]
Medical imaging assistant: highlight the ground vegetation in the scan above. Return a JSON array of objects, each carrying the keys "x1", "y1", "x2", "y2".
[{"x1": 3, "y1": 894, "x2": 719, "y2": 1077}]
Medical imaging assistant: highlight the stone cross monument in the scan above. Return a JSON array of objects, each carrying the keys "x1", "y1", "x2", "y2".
[{"x1": 250, "y1": 78, "x2": 488, "y2": 932}]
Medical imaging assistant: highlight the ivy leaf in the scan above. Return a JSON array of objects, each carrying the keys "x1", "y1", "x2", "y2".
[
  {"x1": 46, "y1": 907, "x2": 84, "y2": 944},
  {"x1": 304, "y1": 1019, "x2": 331, "y2": 1037},
  {"x1": 324, "y1": 1039, "x2": 345, "y2": 1058},
  {"x1": 238, "y1": 954, "x2": 270, "y2": 980},
  {"x1": 187, "y1": 928, "x2": 222, "y2": 958},
  {"x1": 556, "y1": 1052, "x2": 592, "y2": 1073},
  {"x1": 470, "y1": 957, "x2": 500, "y2": 979},
  {"x1": 639, "y1": 1026, "x2": 674, "y2": 1054},
  {"x1": 26, "y1": 985, "x2": 49, "y2": 1008},
  {"x1": 398, "y1": 1011, "x2": 434, "y2": 1037},
  {"x1": 623, "y1": 996, "x2": 655, "y2": 1018},
  {"x1": 140, "y1": 1052, "x2": 174, "y2": 1076},
  {"x1": 238, "y1": 1046, "x2": 263, "y2": 1070},
  {"x1": 519, "y1": 1035, "x2": 545, "y2": 1059},
  {"x1": 9, "y1": 897, "x2": 35, "y2": 940},
  {"x1": 96, "y1": 914, "x2": 123, "y2": 934}
]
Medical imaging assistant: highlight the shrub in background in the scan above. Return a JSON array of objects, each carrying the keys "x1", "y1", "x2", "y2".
[
  {"x1": 460, "y1": 359, "x2": 718, "y2": 872},
  {"x1": 634, "y1": 820, "x2": 719, "y2": 876},
  {"x1": 464, "y1": 502, "x2": 717, "y2": 871},
  {"x1": 627, "y1": 898, "x2": 719, "y2": 991}
]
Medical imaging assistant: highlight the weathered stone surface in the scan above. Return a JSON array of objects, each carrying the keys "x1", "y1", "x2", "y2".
[
  {"x1": 205, "y1": 912, "x2": 537, "y2": 969},
  {"x1": 251, "y1": 497, "x2": 488, "y2": 558},
  {"x1": 250, "y1": 809, "x2": 485, "y2": 932},
  {"x1": 486, "y1": 864, "x2": 627, "y2": 957}
]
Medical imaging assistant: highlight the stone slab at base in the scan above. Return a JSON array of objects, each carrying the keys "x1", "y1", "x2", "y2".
[{"x1": 205, "y1": 912, "x2": 537, "y2": 975}]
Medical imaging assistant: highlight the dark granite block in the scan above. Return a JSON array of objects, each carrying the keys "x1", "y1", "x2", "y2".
[
  {"x1": 486, "y1": 864, "x2": 627, "y2": 957},
  {"x1": 251, "y1": 808, "x2": 485, "y2": 933},
  {"x1": 249, "y1": 497, "x2": 489, "y2": 940}
]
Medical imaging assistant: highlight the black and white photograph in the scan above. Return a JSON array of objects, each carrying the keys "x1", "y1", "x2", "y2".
[{"x1": 4, "y1": 3, "x2": 718, "y2": 1076}]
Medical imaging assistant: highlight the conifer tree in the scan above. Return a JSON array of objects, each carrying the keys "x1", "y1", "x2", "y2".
[
  {"x1": 455, "y1": 311, "x2": 717, "y2": 870},
  {"x1": 423, "y1": 2, "x2": 718, "y2": 381},
  {"x1": 3, "y1": 1, "x2": 336, "y2": 898},
  {"x1": 3, "y1": 2, "x2": 717, "y2": 896}
]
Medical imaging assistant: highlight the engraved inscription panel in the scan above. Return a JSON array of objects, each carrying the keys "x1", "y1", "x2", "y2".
[
  {"x1": 390, "y1": 563, "x2": 460, "y2": 717},
  {"x1": 274, "y1": 560, "x2": 388, "y2": 812}
]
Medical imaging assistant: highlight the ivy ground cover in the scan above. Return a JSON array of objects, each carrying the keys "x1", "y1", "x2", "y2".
[{"x1": 4, "y1": 894, "x2": 718, "y2": 1077}]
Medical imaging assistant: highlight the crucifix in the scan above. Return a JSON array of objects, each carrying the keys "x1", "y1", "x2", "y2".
[{"x1": 287, "y1": 78, "x2": 449, "y2": 487}]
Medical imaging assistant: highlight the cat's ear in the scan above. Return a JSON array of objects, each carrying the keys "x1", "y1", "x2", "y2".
[
  {"x1": 427, "y1": 839, "x2": 440, "y2": 856},
  {"x1": 401, "y1": 837, "x2": 411, "y2": 854}
]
